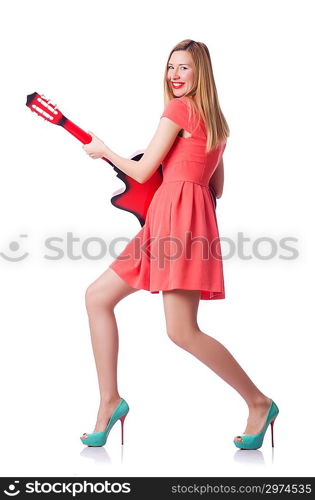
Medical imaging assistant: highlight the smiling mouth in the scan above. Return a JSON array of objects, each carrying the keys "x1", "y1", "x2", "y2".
[{"x1": 171, "y1": 82, "x2": 185, "y2": 88}]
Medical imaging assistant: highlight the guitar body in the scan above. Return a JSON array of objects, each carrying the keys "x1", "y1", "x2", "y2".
[
  {"x1": 110, "y1": 152, "x2": 163, "y2": 226},
  {"x1": 26, "y1": 91, "x2": 216, "y2": 227}
]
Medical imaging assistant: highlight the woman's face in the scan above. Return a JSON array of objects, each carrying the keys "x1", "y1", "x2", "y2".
[{"x1": 167, "y1": 50, "x2": 195, "y2": 97}]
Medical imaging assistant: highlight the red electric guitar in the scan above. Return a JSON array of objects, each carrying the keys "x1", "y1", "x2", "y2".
[{"x1": 26, "y1": 92, "x2": 216, "y2": 226}]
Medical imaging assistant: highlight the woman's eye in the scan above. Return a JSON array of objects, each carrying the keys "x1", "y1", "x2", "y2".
[{"x1": 168, "y1": 66, "x2": 187, "y2": 70}]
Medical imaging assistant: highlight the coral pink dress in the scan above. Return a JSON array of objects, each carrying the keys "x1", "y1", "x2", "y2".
[{"x1": 109, "y1": 96, "x2": 227, "y2": 300}]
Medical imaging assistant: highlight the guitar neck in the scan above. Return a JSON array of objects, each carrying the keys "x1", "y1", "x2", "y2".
[{"x1": 59, "y1": 115, "x2": 114, "y2": 166}]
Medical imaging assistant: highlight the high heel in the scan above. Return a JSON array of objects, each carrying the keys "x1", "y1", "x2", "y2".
[
  {"x1": 233, "y1": 400, "x2": 279, "y2": 450},
  {"x1": 80, "y1": 398, "x2": 129, "y2": 447},
  {"x1": 120, "y1": 412, "x2": 127, "y2": 445}
]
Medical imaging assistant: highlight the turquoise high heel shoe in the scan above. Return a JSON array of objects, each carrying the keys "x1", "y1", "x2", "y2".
[
  {"x1": 80, "y1": 398, "x2": 129, "y2": 447},
  {"x1": 233, "y1": 400, "x2": 279, "y2": 450}
]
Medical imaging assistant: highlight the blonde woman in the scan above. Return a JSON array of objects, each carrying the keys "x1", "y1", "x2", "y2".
[{"x1": 80, "y1": 39, "x2": 279, "y2": 449}]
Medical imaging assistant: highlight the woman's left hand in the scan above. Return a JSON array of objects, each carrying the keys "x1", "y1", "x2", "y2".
[{"x1": 82, "y1": 131, "x2": 107, "y2": 159}]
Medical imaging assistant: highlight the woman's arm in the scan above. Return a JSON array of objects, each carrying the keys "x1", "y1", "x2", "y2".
[
  {"x1": 83, "y1": 117, "x2": 182, "y2": 184},
  {"x1": 209, "y1": 157, "x2": 224, "y2": 198}
]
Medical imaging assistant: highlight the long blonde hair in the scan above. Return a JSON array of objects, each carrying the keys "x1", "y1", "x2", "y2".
[{"x1": 163, "y1": 39, "x2": 230, "y2": 152}]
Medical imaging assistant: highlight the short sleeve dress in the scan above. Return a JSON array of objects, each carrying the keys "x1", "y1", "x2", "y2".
[{"x1": 109, "y1": 96, "x2": 227, "y2": 300}]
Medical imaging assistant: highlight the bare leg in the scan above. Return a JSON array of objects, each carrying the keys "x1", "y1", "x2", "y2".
[
  {"x1": 81, "y1": 268, "x2": 138, "y2": 437},
  {"x1": 162, "y1": 289, "x2": 272, "y2": 442}
]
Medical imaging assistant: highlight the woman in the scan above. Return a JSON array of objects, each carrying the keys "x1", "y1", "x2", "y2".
[{"x1": 80, "y1": 39, "x2": 279, "y2": 449}]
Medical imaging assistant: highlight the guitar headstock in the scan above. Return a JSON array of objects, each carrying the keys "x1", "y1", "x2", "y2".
[{"x1": 26, "y1": 92, "x2": 65, "y2": 125}]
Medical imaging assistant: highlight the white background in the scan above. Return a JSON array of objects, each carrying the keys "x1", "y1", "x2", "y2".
[{"x1": 1, "y1": 0, "x2": 314, "y2": 478}]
